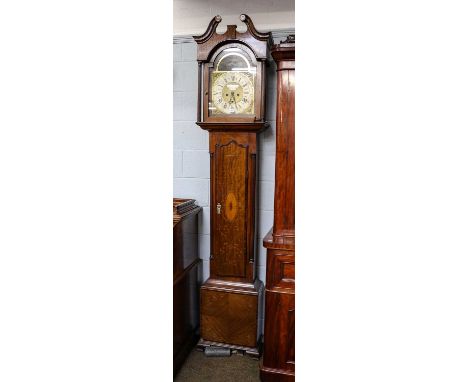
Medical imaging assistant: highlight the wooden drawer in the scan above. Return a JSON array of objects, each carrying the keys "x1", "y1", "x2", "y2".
[{"x1": 266, "y1": 249, "x2": 295, "y2": 290}]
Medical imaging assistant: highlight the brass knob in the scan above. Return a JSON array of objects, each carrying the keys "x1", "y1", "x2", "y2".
[{"x1": 216, "y1": 203, "x2": 221, "y2": 214}]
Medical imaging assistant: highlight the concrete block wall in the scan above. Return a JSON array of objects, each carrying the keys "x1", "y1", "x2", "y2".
[{"x1": 173, "y1": 35, "x2": 286, "y2": 333}]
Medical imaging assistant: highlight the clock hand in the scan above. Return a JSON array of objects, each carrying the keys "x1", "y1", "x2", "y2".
[{"x1": 230, "y1": 91, "x2": 238, "y2": 110}]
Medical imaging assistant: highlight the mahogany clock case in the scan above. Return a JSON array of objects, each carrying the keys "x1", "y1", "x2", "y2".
[
  {"x1": 193, "y1": 15, "x2": 272, "y2": 357},
  {"x1": 260, "y1": 35, "x2": 295, "y2": 382}
]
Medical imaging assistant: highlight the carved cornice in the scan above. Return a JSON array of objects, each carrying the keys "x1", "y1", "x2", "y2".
[
  {"x1": 240, "y1": 14, "x2": 273, "y2": 44},
  {"x1": 193, "y1": 15, "x2": 222, "y2": 44},
  {"x1": 271, "y1": 34, "x2": 295, "y2": 62},
  {"x1": 191, "y1": 14, "x2": 274, "y2": 61},
  {"x1": 281, "y1": 34, "x2": 295, "y2": 44},
  {"x1": 192, "y1": 14, "x2": 272, "y2": 45}
]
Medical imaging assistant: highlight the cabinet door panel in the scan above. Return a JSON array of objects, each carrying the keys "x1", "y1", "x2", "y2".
[
  {"x1": 266, "y1": 250, "x2": 295, "y2": 291},
  {"x1": 263, "y1": 290, "x2": 295, "y2": 372},
  {"x1": 213, "y1": 140, "x2": 248, "y2": 278}
]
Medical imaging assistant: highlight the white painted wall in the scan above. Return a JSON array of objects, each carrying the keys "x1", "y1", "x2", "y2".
[{"x1": 173, "y1": 0, "x2": 294, "y2": 35}]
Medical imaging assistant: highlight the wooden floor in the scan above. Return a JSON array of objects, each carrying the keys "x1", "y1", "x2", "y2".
[{"x1": 175, "y1": 349, "x2": 261, "y2": 382}]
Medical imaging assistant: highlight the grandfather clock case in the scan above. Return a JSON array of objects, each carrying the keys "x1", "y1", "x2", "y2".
[
  {"x1": 193, "y1": 15, "x2": 272, "y2": 357},
  {"x1": 260, "y1": 36, "x2": 295, "y2": 381}
]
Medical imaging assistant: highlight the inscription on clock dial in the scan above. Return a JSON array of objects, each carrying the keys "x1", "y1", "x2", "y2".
[{"x1": 211, "y1": 71, "x2": 254, "y2": 115}]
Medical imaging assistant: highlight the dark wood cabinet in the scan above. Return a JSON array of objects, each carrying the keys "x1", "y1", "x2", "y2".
[
  {"x1": 173, "y1": 198, "x2": 202, "y2": 376},
  {"x1": 260, "y1": 35, "x2": 295, "y2": 381},
  {"x1": 193, "y1": 15, "x2": 272, "y2": 357}
]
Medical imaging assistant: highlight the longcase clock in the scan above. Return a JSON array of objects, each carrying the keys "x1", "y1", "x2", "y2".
[
  {"x1": 193, "y1": 14, "x2": 272, "y2": 357},
  {"x1": 260, "y1": 35, "x2": 295, "y2": 381}
]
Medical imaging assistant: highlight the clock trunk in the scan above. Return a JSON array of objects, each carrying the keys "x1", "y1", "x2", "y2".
[{"x1": 211, "y1": 132, "x2": 256, "y2": 283}]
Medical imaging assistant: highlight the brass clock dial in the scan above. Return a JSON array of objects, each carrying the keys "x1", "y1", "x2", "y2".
[{"x1": 211, "y1": 71, "x2": 254, "y2": 115}]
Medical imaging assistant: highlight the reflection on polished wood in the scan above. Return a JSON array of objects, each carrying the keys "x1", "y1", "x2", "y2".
[{"x1": 173, "y1": 198, "x2": 202, "y2": 376}]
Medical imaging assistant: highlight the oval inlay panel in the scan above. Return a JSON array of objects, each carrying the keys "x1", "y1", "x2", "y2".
[{"x1": 225, "y1": 192, "x2": 238, "y2": 221}]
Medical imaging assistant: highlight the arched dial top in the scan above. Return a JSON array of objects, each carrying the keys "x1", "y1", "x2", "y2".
[{"x1": 209, "y1": 46, "x2": 256, "y2": 116}]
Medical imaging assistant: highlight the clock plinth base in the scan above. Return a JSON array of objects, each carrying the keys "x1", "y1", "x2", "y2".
[{"x1": 199, "y1": 278, "x2": 263, "y2": 355}]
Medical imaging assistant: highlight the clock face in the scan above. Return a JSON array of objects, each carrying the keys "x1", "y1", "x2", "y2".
[{"x1": 211, "y1": 71, "x2": 255, "y2": 115}]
